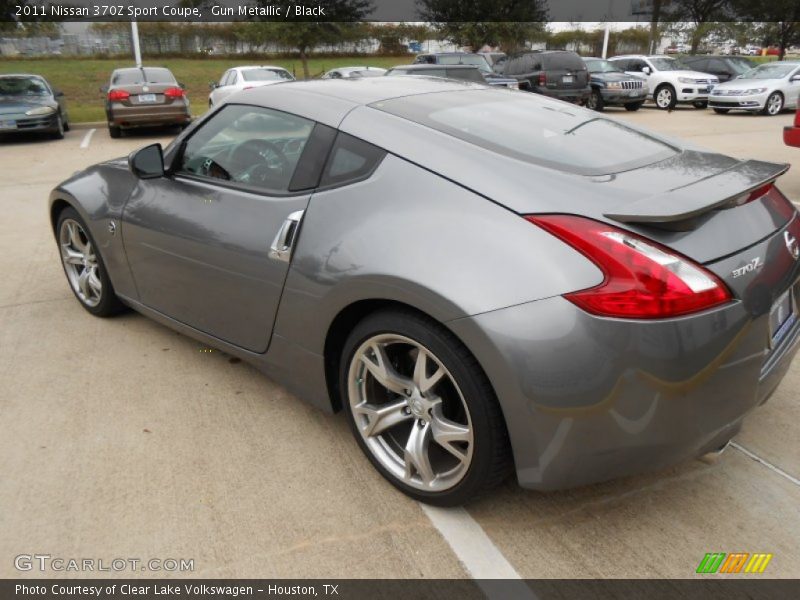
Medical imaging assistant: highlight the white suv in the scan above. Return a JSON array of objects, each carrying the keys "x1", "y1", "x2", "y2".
[{"x1": 608, "y1": 55, "x2": 719, "y2": 110}]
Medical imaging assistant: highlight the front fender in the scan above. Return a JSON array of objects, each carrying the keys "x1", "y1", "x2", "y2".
[{"x1": 49, "y1": 160, "x2": 139, "y2": 299}]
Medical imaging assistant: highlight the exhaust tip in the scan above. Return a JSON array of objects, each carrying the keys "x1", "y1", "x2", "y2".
[{"x1": 699, "y1": 441, "x2": 731, "y2": 465}]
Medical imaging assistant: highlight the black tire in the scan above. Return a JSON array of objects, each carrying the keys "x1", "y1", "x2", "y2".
[
  {"x1": 63, "y1": 118, "x2": 70, "y2": 132},
  {"x1": 340, "y1": 308, "x2": 512, "y2": 506},
  {"x1": 624, "y1": 101, "x2": 644, "y2": 111},
  {"x1": 586, "y1": 88, "x2": 604, "y2": 111},
  {"x1": 51, "y1": 114, "x2": 65, "y2": 139},
  {"x1": 654, "y1": 84, "x2": 677, "y2": 110},
  {"x1": 713, "y1": 108, "x2": 730, "y2": 114},
  {"x1": 761, "y1": 91, "x2": 784, "y2": 116},
  {"x1": 108, "y1": 125, "x2": 121, "y2": 139},
  {"x1": 693, "y1": 101, "x2": 708, "y2": 109},
  {"x1": 55, "y1": 207, "x2": 125, "y2": 317}
]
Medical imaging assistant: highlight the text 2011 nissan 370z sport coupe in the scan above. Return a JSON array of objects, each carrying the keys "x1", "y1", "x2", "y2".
[{"x1": 49, "y1": 78, "x2": 800, "y2": 505}]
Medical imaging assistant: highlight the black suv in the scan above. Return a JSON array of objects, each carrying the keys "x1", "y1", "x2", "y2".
[
  {"x1": 496, "y1": 50, "x2": 590, "y2": 103},
  {"x1": 680, "y1": 55, "x2": 755, "y2": 83}
]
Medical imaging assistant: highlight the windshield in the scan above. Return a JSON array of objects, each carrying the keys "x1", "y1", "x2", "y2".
[
  {"x1": 649, "y1": 57, "x2": 689, "y2": 71},
  {"x1": 584, "y1": 59, "x2": 621, "y2": 73},
  {"x1": 112, "y1": 68, "x2": 176, "y2": 85},
  {"x1": 740, "y1": 64, "x2": 797, "y2": 79},
  {"x1": 241, "y1": 68, "x2": 293, "y2": 82},
  {"x1": 0, "y1": 76, "x2": 49, "y2": 96},
  {"x1": 372, "y1": 90, "x2": 676, "y2": 176},
  {"x1": 728, "y1": 58, "x2": 754, "y2": 74},
  {"x1": 437, "y1": 54, "x2": 492, "y2": 74}
]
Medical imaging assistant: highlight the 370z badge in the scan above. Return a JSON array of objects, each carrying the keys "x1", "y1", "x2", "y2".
[{"x1": 732, "y1": 257, "x2": 764, "y2": 278}]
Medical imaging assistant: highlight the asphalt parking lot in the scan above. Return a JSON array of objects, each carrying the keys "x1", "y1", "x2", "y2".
[{"x1": 1, "y1": 104, "x2": 799, "y2": 580}]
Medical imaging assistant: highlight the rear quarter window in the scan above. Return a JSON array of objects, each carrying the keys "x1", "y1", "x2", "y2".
[{"x1": 320, "y1": 133, "x2": 386, "y2": 188}]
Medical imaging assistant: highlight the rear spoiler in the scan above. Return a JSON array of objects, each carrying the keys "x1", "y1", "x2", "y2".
[{"x1": 605, "y1": 159, "x2": 790, "y2": 225}]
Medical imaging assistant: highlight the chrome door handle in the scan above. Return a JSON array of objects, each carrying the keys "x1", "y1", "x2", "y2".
[{"x1": 269, "y1": 210, "x2": 304, "y2": 263}]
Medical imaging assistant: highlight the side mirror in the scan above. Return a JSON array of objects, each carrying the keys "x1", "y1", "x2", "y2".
[
  {"x1": 178, "y1": 82, "x2": 186, "y2": 89},
  {"x1": 100, "y1": 85, "x2": 109, "y2": 93},
  {"x1": 792, "y1": 75, "x2": 800, "y2": 82},
  {"x1": 209, "y1": 81, "x2": 217, "y2": 90},
  {"x1": 642, "y1": 66, "x2": 651, "y2": 75},
  {"x1": 128, "y1": 143, "x2": 164, "y2": 179},
  {"x1": 54, "y1": 90, "x2": 64, "y2": 97}
]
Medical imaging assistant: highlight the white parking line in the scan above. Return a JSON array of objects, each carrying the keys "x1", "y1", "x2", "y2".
[
  {"x1": 731, "y1": 441, "x2": 800, "y2": 487},
  {"x1": 421, "y1": 504, "x2": 538, "y2": 598},
  {"x1": 79, "y1": 128, "x2": 96, "y2": 149}
]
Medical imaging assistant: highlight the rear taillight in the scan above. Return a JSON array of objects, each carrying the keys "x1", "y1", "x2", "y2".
[
  {"x1": 795, "y1": 109, "x2": 800, "y2": 128},
  {"x1": 107, "y1": 90, "x2": 130, "y2": 101},
  {"x1": 538, "y1": 72, "x2": 547, "y2": 86},
  {"x1": 527, "y1": 215, "x2": 732, "y2": 319},
  {"x1": 164, "y1": 87, "x2": 184, "y2": 98}
]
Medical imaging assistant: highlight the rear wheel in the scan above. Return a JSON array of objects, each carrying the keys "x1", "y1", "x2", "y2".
[
  {"x1": 762, "y1": 92, "x2": 783, "y2": 116},
  {"x1": 56, "y1": 207, "x2": 125, "y2": 317},
  {"x1": 108, "y1": 125, "x2": 121, "y2": 138},
  {"x1": 586, "y1": 89, "x2": 604, "y2": 111},
  {"x1": 713, "y1": 108, "x2": 730, "y2": 114},
  {"x1": 693, "y1": 101, "x2": 708, "y2": 109},
  {"x1": 624, "y1": 101, "x2": 644, "y2": 111},
  {"x1": 655, "y1": 84, "x2": 677, "y2": 110},
  {"x1": 340, "y1": 309, "x2": 511, "y2": 506}
]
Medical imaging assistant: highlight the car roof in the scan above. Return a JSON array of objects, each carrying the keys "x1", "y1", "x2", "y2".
[
  {"x1": 236, "y1": 65, "x2": 288, "y2": 71},
  {"x1": 0, "y1": 73, "x2": 46, "y2": 78},
  {"x1": 240, "y1": 77, "x2": 486, "y2": 127},
  {"x1": 396, "y1": 64, "x2": 479, "y2": 70}
]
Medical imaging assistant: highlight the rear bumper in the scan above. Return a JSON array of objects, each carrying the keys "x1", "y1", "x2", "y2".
[
  {"x1": 107, "y1": 103, "x2": 191, "y2": 129},
  {"x1": 534, "y1": 86, "x2": 591, "y2": 102},
  {"x1": 448, "y1": 268, "x2": 800, "y2": 491}
]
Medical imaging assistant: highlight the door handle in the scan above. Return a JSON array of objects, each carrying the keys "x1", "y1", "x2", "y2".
[{"x1": 269, "y1": 210, "x2": 304, "y2": 263}]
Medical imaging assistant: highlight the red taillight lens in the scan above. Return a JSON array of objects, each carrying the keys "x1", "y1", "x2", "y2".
[
  {"x1": 164, "y1": 87, "x2": 184, "y2": 98},
  {"x1": 527, "y1": 215, "x2": 732, "y2": 319},
  {"x1": 795, "y1": 109, "x2": 800, "y2": 128},
  {"x1": 538, "y1": 72, "x2": 547, "y2": 86},
  {"x1": 107, "y1": 90, "x2": 130, "y2": 101}
]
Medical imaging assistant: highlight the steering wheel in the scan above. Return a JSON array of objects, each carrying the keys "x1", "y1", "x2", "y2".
[{"x1": 229, "y1": 139, "x2": 290, "y2": 176}]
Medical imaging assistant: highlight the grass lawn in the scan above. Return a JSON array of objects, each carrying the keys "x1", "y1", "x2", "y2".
[{"x1": 0, "y1": 56, "x2": 414, "y2": 123}]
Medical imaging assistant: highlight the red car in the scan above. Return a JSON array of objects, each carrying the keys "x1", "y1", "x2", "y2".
[{"x1": 785, "y1": 105, "x2": 800, "y2": 147}]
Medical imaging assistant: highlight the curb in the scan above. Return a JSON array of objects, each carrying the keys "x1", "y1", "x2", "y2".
[{"x1": 70, "y1": 121, "x2": 106, "y2": 130}]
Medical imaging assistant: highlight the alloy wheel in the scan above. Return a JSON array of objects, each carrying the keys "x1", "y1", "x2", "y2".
[
  {"x1": 766, "y1": 93, "x2": 783, "y2": 115},
  {"x1": 347, "y1": 334, "x2": 474, "y2": 492},
  {"x1": 59, "y1": 219, "x2": 102, "y2": 307},
  {"x1": 656, "y1": 87, "x2": 673, "y2": 109}
]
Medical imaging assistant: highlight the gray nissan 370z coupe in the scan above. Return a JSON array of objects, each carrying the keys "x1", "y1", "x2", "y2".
[{"x1": 50, "y1": 78, "x2": 800, "y2": 505}]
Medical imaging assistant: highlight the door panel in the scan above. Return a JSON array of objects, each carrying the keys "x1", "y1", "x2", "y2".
[
  {"x1": 122, "y1": 179, "x2": 310, "y2": 352},
  {"x1": 121, "y1": 103, "x2": 324, "y2": 353}
]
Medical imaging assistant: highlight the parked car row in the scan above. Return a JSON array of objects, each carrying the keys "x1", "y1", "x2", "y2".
[{"x1": 4, "y1": 52, "x2": 798, "y2": 143}]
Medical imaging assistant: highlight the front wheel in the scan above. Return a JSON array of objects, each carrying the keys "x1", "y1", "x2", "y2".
[
  {"x1": 586, "y1": 89, "x2": 604, "y2": 111},
  {"x1": 655, "y1": 85, "x2": 677, "y2": 110},
  {"x1": 762, "y1": 92, "x2": 783, "y2": 116},
  {"x1": 624, "y1": 101, "x2": 644, "y2": 111},
  {"x1": 693, "y1": 101, "x2": 708, "y2": 109},
  {"x1": 51, "y1": 114, "x2": 65, "y2": 139},
  {"x1": 56, "y1": 207, "x2": 125, "y2": 317},
  {"x1": 341, "y1": 309, "x2": 511, "y2": 506}
]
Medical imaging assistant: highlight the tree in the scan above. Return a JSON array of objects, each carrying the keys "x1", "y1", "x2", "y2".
[
  {"x1": 663, "y1": 0, "x2": 729, "y2": 54},
  {"x1": 731, "y1": 0, "x2": 799, "y2": 60},
  {"x1": 417, "y1": 0, "x2": 548, "y2": 52},
  {"x1": 253, "y1": 0, "x2": 372, "y2": 79}
]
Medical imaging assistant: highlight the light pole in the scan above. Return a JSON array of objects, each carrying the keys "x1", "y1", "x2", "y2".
[{"x1": 131, "y1": 20, "x2": 142, "y2": 67}]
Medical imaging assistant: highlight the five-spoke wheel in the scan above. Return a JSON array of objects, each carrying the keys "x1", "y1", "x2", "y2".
[{"x1": 341, "y1": 309, "x2": 510, "y2": 506}]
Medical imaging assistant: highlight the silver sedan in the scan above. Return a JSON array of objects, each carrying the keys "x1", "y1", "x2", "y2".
[{"x1": 709, "y1": 61, "x2": 800, "y2": 115}]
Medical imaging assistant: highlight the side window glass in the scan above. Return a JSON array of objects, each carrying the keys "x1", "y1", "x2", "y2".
[
  {"x1": 320, "y1": 133, "x2": 386, "y2": 188},
  {"x1": 178, "y1": 104, "x2": 315, "y2": 194},
  {"x1": 230, "y1": 72, "x2": 239, "y2": 85},
  {"x1": 219, "y1": 71, "x2": 230, "y2": 86}
]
